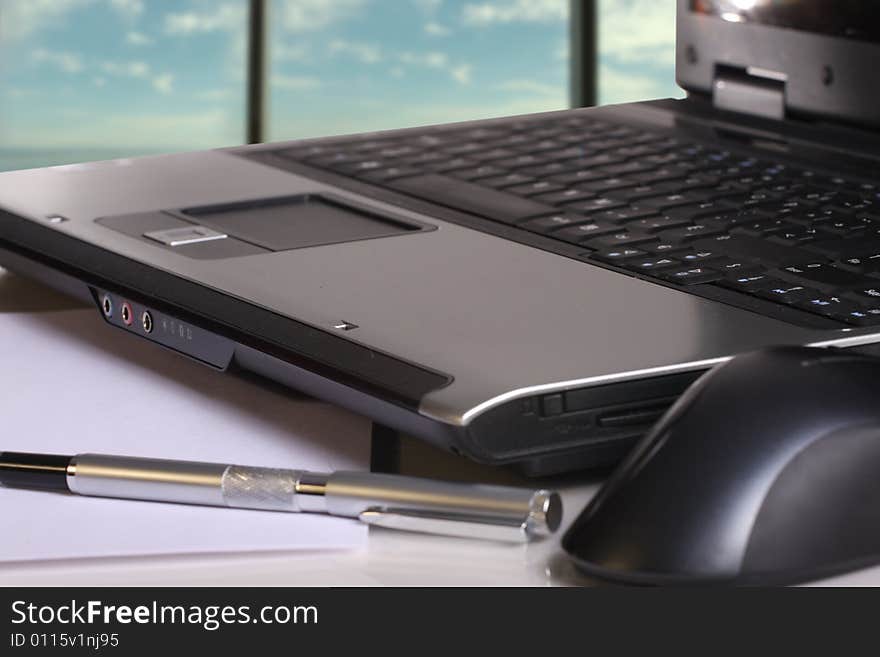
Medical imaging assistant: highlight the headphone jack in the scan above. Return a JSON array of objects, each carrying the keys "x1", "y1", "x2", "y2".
[
  {"x1": 120, "y1": 301, "x2": 133, "y2": 326},
  {"x1": 101, "y1": 294, "x2": 113, "y2": 318}
]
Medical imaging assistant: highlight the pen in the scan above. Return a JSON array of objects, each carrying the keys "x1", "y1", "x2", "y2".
[{"x1": 0, "y1": 452, "x2": 562, "y2": 542}]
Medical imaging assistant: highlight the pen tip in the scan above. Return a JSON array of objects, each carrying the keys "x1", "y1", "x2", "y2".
[{"x1": 0, "y1": 452, "x2": 72, "y2": 492}]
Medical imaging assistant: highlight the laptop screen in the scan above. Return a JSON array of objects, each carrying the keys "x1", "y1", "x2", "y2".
[{"x1": 691, "y1": 1, "x2": 880, "y2": 42}]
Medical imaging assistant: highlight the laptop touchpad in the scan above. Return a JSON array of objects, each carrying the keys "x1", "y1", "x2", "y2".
[{"x1": 183, "y1": 194, "x2": 431, "y2": 251}]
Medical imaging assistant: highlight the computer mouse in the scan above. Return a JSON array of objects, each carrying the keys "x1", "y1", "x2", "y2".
[{"x1": 562, "y1": 346, "x2": 880, "y2": 585}]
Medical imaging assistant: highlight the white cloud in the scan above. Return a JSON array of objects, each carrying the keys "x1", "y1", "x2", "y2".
[
  {"x1": 31, "y1": 48, "x2": 84, "y2": 74},
  {"x1": 396, "y1": 51, "x2": 473, "y2": 84},
  {"x1": 599, "y1": 63, "x2": 679, "y2": 105},
  {"x1": 398, "y1": 51, "x2": 449, "y2": 69},
  {"x1": 1, "y1": 104, "x2": 241, "y2": 150},
  {"x1": 273, "y1": 43, "x2": 312, "y2": 62},
  {"x1": 194, "y1": 88, "x2": 234, "y2": 101},
  {"x1": 101, "y1": 60, "x2": 150, "y2": 78},
  {"x1": 152, "y1": 73, "x2": 174, "y2": 94},
  {"x1": 599, "y1": 0, "x2": 676, "y2": 67},
  {"x1": 0, "y1": 0, "x2": 91, "y2": 42},
  {"x1": 92, "y1": 76, "x2": 107, "y2": 87},
  {"x1": 462, "y1": 0, "x2": 567, "y2": 25},
  {"x1": 271, "y1": 93, "x2": 568, "y2": 142},
  {"x1": 494, "y1": 79, "x2": 560, "y2": 96},
  {"x1": 0, "y1": 0, "x2": 148, "y2": 43},
  {"x1": 164, "y1": 4, "x2": 244, "y2": 35},
  {"x1": 271, "y1": 74, "x2": 322, "y2": 91},
  {"x1": 109, "y1": 0, "x2": 143, "y2": 18},
  {"x1": 451, "y1": 64, "x2": 472, "y2": 84},
  {"x1": 5, "y1": 87, "x2": 38, "y2": 99},
  {"x1": 413, "y1": 0, "x2": 442, "y2": 13},
  {"x1": 329, "y1": 39, "x2": 382, "y2": 64},
  {"x1": 125, "y1": 31, "x2": 153, "y2": 46},
  {"x1": 424, "y1": 22, "x2": 451, "y2": 36},
  {"x1": 278, "y1": 0, "x2": 365, "y2": 33}
]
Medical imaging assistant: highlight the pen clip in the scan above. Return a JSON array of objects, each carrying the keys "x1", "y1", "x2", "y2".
[{"x1": 358, "y1": 508, "x2": 532, "y2": 543}]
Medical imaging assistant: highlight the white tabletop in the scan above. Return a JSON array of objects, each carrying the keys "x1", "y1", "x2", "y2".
[{"x1": 0, "y1": 269, "x2": 877, "y2": 587}]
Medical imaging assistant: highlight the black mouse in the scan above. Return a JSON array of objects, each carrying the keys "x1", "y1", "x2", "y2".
[{"x1": 563, "y1": 346, "x2": 880, "y2": 585}]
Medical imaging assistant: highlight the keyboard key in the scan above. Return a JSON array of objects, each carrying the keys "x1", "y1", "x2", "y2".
[
  {"x1": 592, "y1": 247, "x2": 648, "y2": 263},
  {"x1": 813, "y1": 213, "x2": 874, "y2": 235},
  {"x1": 644, "y1": 241, "x2": 691, "y2": 256},
  {"x1": 519, "y1": 162, "x2": 573, "y2": 178},
  {"x1": 506, "y1": 180, "x2": 566, "y2": 197},
  {"x1": 781, "y1": 263, "x2": 873, "y2": 288},
  {"x1": 553, "y1": 221, "x2": 622, "y2": 243},
  {"x1": 389, "y1": 174, "x2": 554, "y2": 224},
  {"x1": 626, "y1": 257, "x2": 681, "y2": 272},
  {"x1": 660, "y1": 200, "x2": 740, "y2": 221},
  {"x1": 442, "y1": 142, "x2": 485, "y2": 156},
  {"x1": 659, "y1": 223, "x2": 727, "y2": 243},
  {"x1": 480, "y1": 172, "x2": 536, "y2": 188},
  {"x1": 470, "y1": 148, "x2": 519, "y2": 163},
  {"x1": 581, "y1": 177, "x2": 639, "y2": 194},
  {"x1": 549, "y1": 169, "x2": 616, "y2": 186},
  {"x1": 359, "y1": 165, "x2": 423, "y2": 181},
  {"x1": 581, "y1": 231, "x2": 658, "y2": 250},
  {"x1": 808, "y1": 236, "x2": 880, "y2": 258},
  {"x1": 637, "y1": 190, "x2": 720, "y2": 209},
  {"x1": 754, "y1": 284, "x2": 817, "y2": 305},
  {"x1": 564, "y1": 197, "x2": 628, "y2": 214},
  {"x1": 732, "y1": 218, "x2": 793, "y2": 237},
  {"x1": 680, "y1": 250, "x2": 722, "y2": 264},
  {"x1": 656, "y1": 266, "x2": 723, "y2": 285},
  {"x1": 716, "y1": 273, "x2": 781, "y2": 292},
  {"x1": 839, "y1": 252, "x2": 880, "y2": 273},
  {"x1": 842, "y1": 306, "x2": 880, "y2": 326},
  {"x1": 696, "y1": 235, "x2": 820, "y2": 268},
  {"x1": 431, "y1": 157, "x2": 479, "y2": 173},
  {"x1": 564, "y1": 153, "x2": 624, "y2": 170},
  {"x1": 520, "y1": 213, "x2": 589, "y2": 234},
  {"x1": 593, "y1": 207, "x2": 660, "y2": 224},
  {"x1": 795, "y1": 295, "x2": 860, "y2": 318},
  {"x1": 844, "y1": 286, "x2": 880, "y2": 304},
  {"x1": 531, "y1": 188, "x2": 596, "y2": 206},
  {"x1": 605, "y1": 182, "x2": 683, "y2": 202},
  {"x1": 600, "y1": 161, "x2": 657, "y2": 176},
  {"x1": 400, "y1": 151, "x2": 448, "y2": 167},
  {"x1": 627, "y1": 215, "x2": 693, "y2": 233},
  {"x1": 448, "y1": 164, "x2": 508, "y2": 181}
]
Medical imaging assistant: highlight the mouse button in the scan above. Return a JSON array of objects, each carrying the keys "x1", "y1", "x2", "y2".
[
  {"x1": 741, "y1": 423, "x2": 880, "y2": 582},
  {"x1": 562, "y1": 430, "x2": 751, "y2": 581}
]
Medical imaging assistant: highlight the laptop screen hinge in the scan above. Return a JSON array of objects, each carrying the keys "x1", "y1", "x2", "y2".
[{"x1": 712, "y1": 65, "x2": 786, "y2": 121}]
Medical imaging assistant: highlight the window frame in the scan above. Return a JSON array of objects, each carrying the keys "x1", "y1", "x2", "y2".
[{"x1": 245, "y1": 0, "x2": 597, "y2": 143}]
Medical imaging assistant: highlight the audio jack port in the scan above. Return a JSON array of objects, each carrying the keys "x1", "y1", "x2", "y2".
[
  {"x1": 120, "y1": 301, "x2": 133, "y2": 326},
  {"x1": 101, "y1": 294, "x2": 113, "y2": 318},
  {"x1": 141, "y1": 311, "x2": 153, "y2": 334}
]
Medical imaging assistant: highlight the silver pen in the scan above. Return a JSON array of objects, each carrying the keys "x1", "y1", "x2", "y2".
[{"x1": 0, "y1": 451, "x2": 562, "y2": 542}]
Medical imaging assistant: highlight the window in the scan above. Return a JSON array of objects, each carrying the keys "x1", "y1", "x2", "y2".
[
  {"x1": 268, "y1": 0, "x2": 570, "y2": 141},
  {"x1": 0, "y1": 1, "x2": 685, "y2": 173},
  {"x1": 598, "y1": 0, "x2": 682, "y2": 105},
  {"x1": 0, "y1": 0, "x2": 247, "y2": 171}
]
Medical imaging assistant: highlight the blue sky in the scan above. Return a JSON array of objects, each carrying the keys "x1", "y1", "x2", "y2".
[{"x1": 0, "y1": 0, "x2": 680, "y2": 167}]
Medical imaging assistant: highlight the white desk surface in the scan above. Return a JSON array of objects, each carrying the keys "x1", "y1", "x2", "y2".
[{"x1": 0, "y1": 269, "x2": 877, "y2": 587}]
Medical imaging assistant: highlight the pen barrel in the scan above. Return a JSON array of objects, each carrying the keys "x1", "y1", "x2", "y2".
[
  {"x1": 69, "y1": 455, "x2": 313, "y2": 512},
  {"x1": 69, "y1": 454, "x2": 228, "y2": 506},
  {"x1": 325, "y1": 472, "x2": 561, "y2": 536}
]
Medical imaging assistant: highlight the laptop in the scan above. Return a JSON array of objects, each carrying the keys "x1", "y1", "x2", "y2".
[{"x1": 2, "y1": 0, "x2": 880, "y2": 475}]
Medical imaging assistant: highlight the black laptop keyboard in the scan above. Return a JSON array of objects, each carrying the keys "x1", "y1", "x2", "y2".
[{"x1": 268, "y1": 113, "x2": 880, "y2": 328}]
